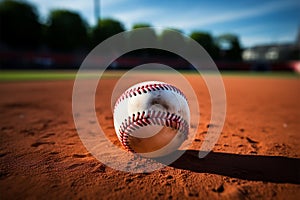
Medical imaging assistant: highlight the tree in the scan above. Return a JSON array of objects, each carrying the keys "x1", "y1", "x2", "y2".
[
  {"x1": 159, "y1": 28, "x2": 187, "y2": 56},
  {"x1": 128, "y1": 23, "x2": 156, "y2": 48},
  {"x1": 190, "y1": 31, "x2": 220, "y2": 59},
  {"x1": 0, "y1": 0, "x2": 42, "y2": 49},
  {"x1": 217, "y1": 34, "x2": 242, "y2": 60},
  {"x1": 46, "y1": 10, "x2": 88, "y2": 51},
  {"x1": 132, "y1": 23, "x2": 151, "y2": 29},
  {"x1": 91, "y1": 18, "x2": 125, "y2": 46}
]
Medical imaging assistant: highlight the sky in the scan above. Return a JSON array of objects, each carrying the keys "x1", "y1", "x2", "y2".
[{"x1": 27, "y1": 0, "x2": 300, "y2": 47}]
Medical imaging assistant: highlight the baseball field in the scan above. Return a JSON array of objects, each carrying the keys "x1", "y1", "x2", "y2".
[{"x1": 0, "y1": 70, "x2": 299, "y2": 199}]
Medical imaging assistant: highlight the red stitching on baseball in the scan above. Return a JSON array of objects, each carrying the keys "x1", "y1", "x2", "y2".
[
  {"x1": 118, "y1": 110, "x2": 189, "y2": 152},
  {"x1": 114, "y1": 83, "x2": 188, "y2": 110}
]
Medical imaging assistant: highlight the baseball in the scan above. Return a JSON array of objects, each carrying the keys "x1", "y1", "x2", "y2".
[{"x1": 113, "y1": 81, "x2": 190, "y2": 158}]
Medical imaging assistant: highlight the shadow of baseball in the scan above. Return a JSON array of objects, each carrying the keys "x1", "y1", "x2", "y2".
[{"x1": 154, "y1": 150, "x2": 300, "y2": 184}]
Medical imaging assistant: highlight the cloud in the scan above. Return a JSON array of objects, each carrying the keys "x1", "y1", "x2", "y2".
[
  {"x1": 101, "y1": 0, "x2": 128, "y2": 7},
  {"x1": 109, "y1": 8, "x2": 161, "y2": 28},
  {"x1": 30, "y1": 0, "x2": 125, "y2": 11},
  {"x1": 236, "y1": 20, "x2": 298, "y2": 47},
  {"x1": 241, "y1": 32, "x2": 297, "y2": 47},
  {"x1": 158, "y1": 0, "x2": 300, "y2": 29},
  {"x1": 241, "y1": 36, "x2": 274, "y2": 47}
]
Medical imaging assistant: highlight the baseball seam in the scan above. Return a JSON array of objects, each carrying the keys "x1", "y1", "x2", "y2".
[
  {"x1": 114, "y1": 83, "x2": 188, "y2": 110},
  {"x1": 118, "y1": 110, "x2": 189, "y2": 152}
]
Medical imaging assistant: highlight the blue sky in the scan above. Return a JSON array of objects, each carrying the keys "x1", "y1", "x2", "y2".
[{"x1": 27, "y1": 0, "x2": 300, "y2": 47}]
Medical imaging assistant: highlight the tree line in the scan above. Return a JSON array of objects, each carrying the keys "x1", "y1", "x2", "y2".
[{"x1": 0, "y1": 0, "x2": 242, "y2": 60}]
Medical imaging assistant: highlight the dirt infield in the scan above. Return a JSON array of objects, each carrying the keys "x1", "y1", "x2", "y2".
[{"x1": 0, "y1": 74, "x2": 299, "y2": 199}]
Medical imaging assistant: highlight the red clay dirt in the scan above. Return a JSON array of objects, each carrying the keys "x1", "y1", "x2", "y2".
[{"x1": 0, "y1": 74, "x2": 299, "y2": 199}]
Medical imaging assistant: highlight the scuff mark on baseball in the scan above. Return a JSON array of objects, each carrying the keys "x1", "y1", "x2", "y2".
[{"x1": 113, "y1": 81, "x2": 190, "y2": 158}]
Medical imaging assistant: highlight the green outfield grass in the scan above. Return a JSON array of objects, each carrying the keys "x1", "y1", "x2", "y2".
[
  {"x1": 0, "y1": 70, "x2": 299, "y2": 81},
  {"x1": 0, "y1": 70, "x2": 122, "y2": 81},
  {"x1": 220, "y1": 71, "x2": 300, "y2": 78},
  {"x1": 0, "y1": 71, "x2": 77, "y2": 81}
]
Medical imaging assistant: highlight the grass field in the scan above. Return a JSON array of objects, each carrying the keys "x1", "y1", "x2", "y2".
[
  {"x1": 0, "y1": 70, "x2": 120, "y2": 81},
  {"x1": 0, "y1": 70, "x2": 299, "y2": 81}
]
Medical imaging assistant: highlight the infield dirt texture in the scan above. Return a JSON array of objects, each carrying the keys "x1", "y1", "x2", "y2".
[{"x1": 0, "y1": 73, "x2": 299, "y2": 199}]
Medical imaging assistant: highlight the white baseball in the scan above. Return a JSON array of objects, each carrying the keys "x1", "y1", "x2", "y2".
[{"x1": 113, "y1": 81, "x2": 190, "y2": 158}]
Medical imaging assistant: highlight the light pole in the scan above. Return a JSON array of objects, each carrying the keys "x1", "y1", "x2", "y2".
[{"x1": 94, "y1": 0, "x2": 100, "y2": 23}]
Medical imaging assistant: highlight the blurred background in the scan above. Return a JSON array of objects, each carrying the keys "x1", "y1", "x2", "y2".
[{"x1": 0, "y1": 0, "x2": 299, "y2": 71}]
